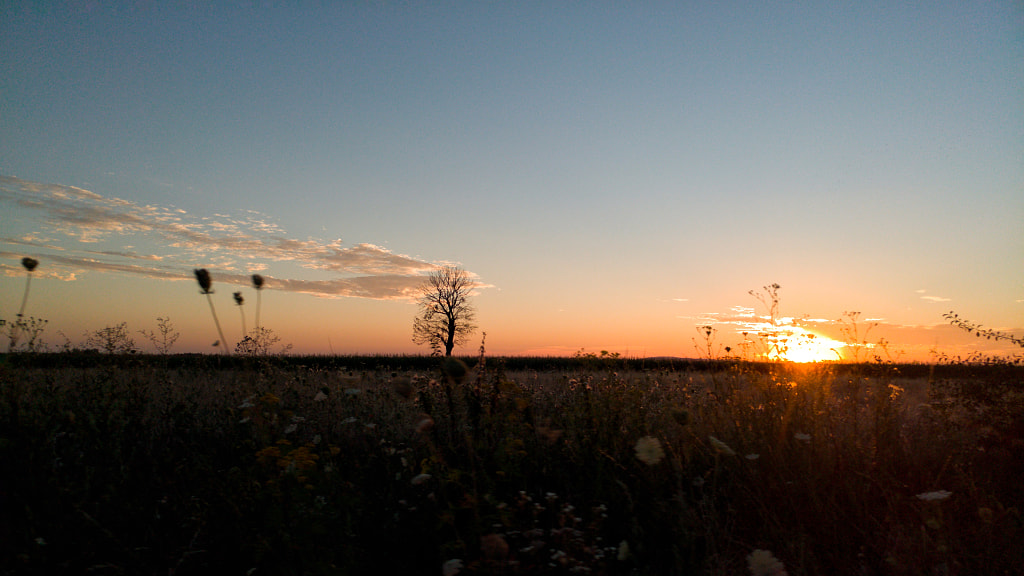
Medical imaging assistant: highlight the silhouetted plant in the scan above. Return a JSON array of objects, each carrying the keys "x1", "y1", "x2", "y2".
[
  {"x1": 749, "y1": 283, "x2": 788, "y2": 360},
  {"x1": 85, "y1": 322, "x2": 137, "y2": 354},
  {"x1": 194, "y1": 268, "x2": 229, "y2": 355},
  {"x1": 412, "y1": 265, "x2": 478, "y2": 356},
  {"x1": 7, "y1": 257, "x2": 39, "y2": 351},
  {"x1": 139, "y1": 316, "x2": 181, "y2": 354},
  {"x1": 252, "y1": 274, "x2": 265, "y2": 329},
  {"x1": 944, "y1": 311, "x2": 1024, "y2": 348},
  {"x1": 235, "y1": 326, "x2": 292, "y2": 356},
  {"x1": 234, "y1": 291, "x2": 248, "y2": 336},
  {"x1": 836, "y1": 311, "x2": 877, "y2": 362},
  {"x1": 4, "y1": 316, "x2": 48, "y2": 352},
  {"x1": 693, "y1": 324, "x2": 720, "y2": 360}
]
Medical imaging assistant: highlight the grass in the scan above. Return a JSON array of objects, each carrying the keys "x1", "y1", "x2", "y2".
[{"x1": 0, "y1": 354, "x2": 1021, "y2": 575}]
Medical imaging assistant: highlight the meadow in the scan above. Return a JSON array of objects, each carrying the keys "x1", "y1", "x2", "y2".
[{"x1": 1, "y1": 353, "x2": 1021, "y2": 575}]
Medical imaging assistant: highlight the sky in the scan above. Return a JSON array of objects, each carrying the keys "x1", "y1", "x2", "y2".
[{"x1": 2, "y1": 1, "x2": 1022, "y2": 361}]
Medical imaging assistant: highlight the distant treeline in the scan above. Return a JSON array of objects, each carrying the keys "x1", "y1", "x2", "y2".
[{"x1": 2, "y1": 351, "x2": 1021, "y2": 381}]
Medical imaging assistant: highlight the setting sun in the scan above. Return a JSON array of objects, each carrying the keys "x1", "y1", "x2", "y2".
[
  {"x1": 740, "y1": 324, "x2": 846, "y2": 363},
  {"x1": 781, "y1": 328, "x2": 844, "y2": 362}
]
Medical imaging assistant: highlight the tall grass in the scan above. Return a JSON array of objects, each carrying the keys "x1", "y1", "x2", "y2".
[{"x1": 1, "y1": 357, "x2": 1020, "y2": 574}]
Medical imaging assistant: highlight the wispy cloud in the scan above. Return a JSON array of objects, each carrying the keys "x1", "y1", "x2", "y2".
[
  {"x1": 0, "y1": 176, "x2": 467, "y2": 300},
  {"x1": 920, "y1": 295, "x2": 952, "y2": 303}
]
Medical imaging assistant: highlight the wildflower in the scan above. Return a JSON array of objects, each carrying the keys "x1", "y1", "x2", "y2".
[
  {"x1": 747, "y1": 549, "x2": 788, "y2": 576},
  {"x1": 708, "y1": 435, "x2": 736, "y2": 456},
  {"x1": 634, "y1": 436, "x2": 665, "y2": 465},
  {"x1": 916, "y1": 490, "x2": 952, "y2": 502},
  {"x1": 345, "y1": 388, "x2": 361, "y2": 396},
  {"x1": 442, "y1": 559, "x2": 464, "y2": 576},
  {"x1": 617, "y1": 540, "x2": 630, "y2": 561},
  {"x1": 745, "y1": 453, "x2": 760, "y2": 460},
  {"x1": 412, "y1": 473, "x2": 432, "y2": 485},
  {"x1": 314, "y1": 391, "x2": 328, "y2": 402},
  {"x1": 692, "y1": 476, "x2": 705, "y2": 487},
  {"x1": 284, "y1": 423, "x2": 298, "y2": 434},
  {"x1": 794, "y1": 432, "x2": 811, "y2": 442},
  {"x1": 238, "y1": 396, "x2": 255, "y2": 409}
]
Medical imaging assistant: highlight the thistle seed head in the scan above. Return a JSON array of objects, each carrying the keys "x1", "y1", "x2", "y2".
[
  {"x1": 233, "y1": 291, "x2": 244, "y2": 305},
  {"x1": 252, "y1": 274, "x2": 265, "y2": 289},
  {"x1": 194, "y1": 268, "x2": 213, "y2": 293},
  {"x1": 21, "y1": 257, "x2": 38, "y2": 272}
]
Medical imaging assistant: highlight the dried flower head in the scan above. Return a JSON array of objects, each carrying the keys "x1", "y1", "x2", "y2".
[
  {"x1": 194, "y1": 268, "x2": 213, "y2": 293},
  {"x1": 233, "y1": 291, "x2": 244, "y2": 306},
  {"x1": 252, "y1": 273, "x2": 265, "y2": 289},
  {"x1": 21, "y1": 257, "x2": 38, "y2": 272},
  {"x1": 916, "y1": 490, "x2": 952, "y2": 502},
  {"x1": 635, "y1": 436, "x2": 665, "y2": 465}
]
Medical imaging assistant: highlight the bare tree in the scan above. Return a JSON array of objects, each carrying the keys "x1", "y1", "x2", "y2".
[{"x1": 412, "y1": 265, "x2": 478, "y2": 356}]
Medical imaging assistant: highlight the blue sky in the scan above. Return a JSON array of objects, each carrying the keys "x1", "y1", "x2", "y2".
[{"x1": 2, "y1": 1, "x2": 1022, "y2": 359}]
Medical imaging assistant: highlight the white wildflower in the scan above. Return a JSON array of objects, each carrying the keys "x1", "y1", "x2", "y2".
[
  {"x1": 745, "y1": 453, "x2": 760, "y2": 460},
  {"x1": 794, "y1": 432, "x2": 811, "y2": 442},
  {"x1": 412, "y1": 473, "x2": 432, "y2": 486},
  {"x1": 617, "y1": 540, "x2": 630, "y2": 561},
  {"x1": 747, "y1": 548, "x2": 788, "y2": 576},
  {"x1": 634, "y1": 436, "x2": 665, "y2": 465},
  {"x1": 314, "y1": 391, "x2": 328, "y2": 402},
  {"x1": 708, "y1": 435, "x2": 736, "y2": 456},
  {"x1": 916, "y1": 490, "x2": 952, "y2": 502},
  {"x1": 442, "y1": 559, "x2": 464, "y2": 576}
]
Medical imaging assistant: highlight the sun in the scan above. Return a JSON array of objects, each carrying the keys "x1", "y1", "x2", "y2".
[
  {"x1": 776, "y1": 327, "x2": 844, "y2": 362},
  {"x1": 746, "y1": 324, "x2": 844, "y2": 363}
]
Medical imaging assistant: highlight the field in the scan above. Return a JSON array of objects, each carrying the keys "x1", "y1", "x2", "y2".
[{"x1": 1, "y1": 353, "x2": 1022, "y2": 575}]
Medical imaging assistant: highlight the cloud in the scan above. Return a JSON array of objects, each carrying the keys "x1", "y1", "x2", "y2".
[
  {"x1": 0, "y1": 176, "x2": 470, "y2": 300},
  {"x1": 920, "y1": 295, "x2": 952, "y2": 303}
]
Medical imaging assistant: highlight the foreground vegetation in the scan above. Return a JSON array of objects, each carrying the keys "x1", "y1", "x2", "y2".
[{"x1": 1, "y1": 353, "x2": 1021, "y2": 575}]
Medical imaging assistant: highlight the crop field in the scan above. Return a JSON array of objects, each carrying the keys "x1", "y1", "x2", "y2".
[{"x1": 1, "y1": 354, "x2": 1022, "y2": 575}]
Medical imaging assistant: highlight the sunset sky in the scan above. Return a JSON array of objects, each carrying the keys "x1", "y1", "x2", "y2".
[{"x1": 2, "y1": 1, "x2": 1022, "y2": 361}]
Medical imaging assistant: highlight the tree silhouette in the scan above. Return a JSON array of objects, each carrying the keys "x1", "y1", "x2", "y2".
[{"x1": 412, "y1": 265, "x2": 478, "y2": 356}]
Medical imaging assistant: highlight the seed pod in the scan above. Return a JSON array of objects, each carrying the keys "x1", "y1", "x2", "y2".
[
  {"x1": 21, "y1": 257, "x2": 38, "y2": 272},
  {"x1": 233, "y1": 291, "x2": 244, "y2": 305},
  {"x1": 252, "y1": 274, "x2": 265, "y2": 289},
  {"x1": 194, "y1": 268, "x2": 213, "y2": 293}
]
